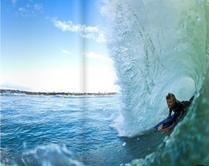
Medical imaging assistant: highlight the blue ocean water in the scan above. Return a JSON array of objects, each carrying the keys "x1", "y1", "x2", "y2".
[
  {"x1": 0, "y1": 94, "x2": 164, "y2": 165},
  {"x1": 1, "y1": 95, "x2": 116, "y2": 151}
]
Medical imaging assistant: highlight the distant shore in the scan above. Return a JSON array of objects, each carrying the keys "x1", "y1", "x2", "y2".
[{"x1": 0, "y1": 89, "x2": 117, "y2": 96}]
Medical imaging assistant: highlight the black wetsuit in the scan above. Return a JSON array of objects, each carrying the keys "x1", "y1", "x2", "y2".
[{"x1": 164, "y1": 96, "x2": 194, "y2": 127}]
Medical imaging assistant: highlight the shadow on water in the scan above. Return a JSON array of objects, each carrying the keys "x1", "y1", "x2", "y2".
[{"x1": 81, "y1": 129, "x2": 167, "y2": 166}]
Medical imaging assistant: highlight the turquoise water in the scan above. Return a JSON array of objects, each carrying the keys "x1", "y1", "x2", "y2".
[{"x1": 103, "y1": 0, "x2": 209, "y2": 165}]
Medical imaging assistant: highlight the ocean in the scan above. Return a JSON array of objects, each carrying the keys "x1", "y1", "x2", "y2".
[
  {"x1": 1, "y1": 94, "x2": 165, "y2": 165},
  {"x1": 1, "y1": 0, "x2": 209, "y2": 165}
]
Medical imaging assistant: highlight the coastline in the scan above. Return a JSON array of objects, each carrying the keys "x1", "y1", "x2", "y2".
[{"x1": 0, "y1": 89, "x2": 117, "y2": 96}]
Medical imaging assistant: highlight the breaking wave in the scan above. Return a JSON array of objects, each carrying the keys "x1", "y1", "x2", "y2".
[
  {"x1": 103, "y1": 0, "x2": 209, "y2": 137},
  {"x1": 103, "y1": 0, "x2": 209, "y2": 164}
]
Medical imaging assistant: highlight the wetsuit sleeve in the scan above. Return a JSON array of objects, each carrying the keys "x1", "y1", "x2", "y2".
[
  {"x1": 181, "y1": 95, "x2": 195, "y2": 108},
  {"x1": 168, "y1": 109, "x2": 172, "y2": 117}
]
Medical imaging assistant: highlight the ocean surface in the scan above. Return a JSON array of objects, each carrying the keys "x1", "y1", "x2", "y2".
[{"x1": 0, "y1": 94, "x2": 165, "y2": 166}]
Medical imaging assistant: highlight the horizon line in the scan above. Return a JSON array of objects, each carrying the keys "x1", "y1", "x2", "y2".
[{"x1": 0, "y1": 88, "x2": 118, "y2": 96}]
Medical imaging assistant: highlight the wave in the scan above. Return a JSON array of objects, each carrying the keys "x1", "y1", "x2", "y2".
[
  {"x1": 103, "y1": 0, "x2": 209, "y2": 137},
  {"x1": 0, "y1": 144, "x2": 84, "y2": 166},
  {"x1": 132, "y1": 65, "x2": 209, "y2": 165},
  {"x1": 103, "y1": 0, "x2": 209, "y2": 164}
]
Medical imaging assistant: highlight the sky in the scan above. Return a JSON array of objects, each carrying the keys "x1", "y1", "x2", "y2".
[{"x1": 1, "y1": 0, "x2": 118, "y2": 92}]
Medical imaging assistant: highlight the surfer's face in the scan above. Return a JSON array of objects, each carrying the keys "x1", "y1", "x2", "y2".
[{"x1": 166, "y1": 97, "x2": 176, "y2": 109}]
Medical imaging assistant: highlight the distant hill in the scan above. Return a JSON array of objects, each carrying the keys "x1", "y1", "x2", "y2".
[{"x1": 0, "y1": 89, "x2": 117, "y2": 96}]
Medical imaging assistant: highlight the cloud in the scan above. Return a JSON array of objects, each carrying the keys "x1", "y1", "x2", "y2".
[
  {"x1": 61, "y1": 49, "x2": 72, "y2": 56},
  {"x1": 86, "y1": 52, "x2": 113, "y2": 63},
  {"x1": 53, "y1": 19, "x2": 106, "y2": 43},
  {"x1": 15, "y1": 2, "x2": 43, "y2": 17}
]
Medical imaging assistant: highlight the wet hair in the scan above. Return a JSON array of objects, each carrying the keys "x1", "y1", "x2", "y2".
[{"x1": 166, "y1": 93, "x2": 176, "y2": 100}]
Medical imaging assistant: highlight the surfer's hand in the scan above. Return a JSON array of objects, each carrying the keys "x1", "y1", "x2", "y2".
[{"x1": 158, "y1": 124, "x2": 163, "y2": 130}]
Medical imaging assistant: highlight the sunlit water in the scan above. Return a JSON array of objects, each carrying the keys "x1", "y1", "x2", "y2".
[{"x1": 0, "y1": 94, "x2": 165, "y2": 166}]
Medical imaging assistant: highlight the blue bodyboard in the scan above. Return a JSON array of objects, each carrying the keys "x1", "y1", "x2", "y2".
[{"x1": 154, "y1": 115, "x2": 175, "y2": 129}]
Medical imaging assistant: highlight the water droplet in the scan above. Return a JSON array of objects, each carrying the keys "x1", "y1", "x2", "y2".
[{"x1": 122, "y1": 142, "x2": 126, "y2": 146}]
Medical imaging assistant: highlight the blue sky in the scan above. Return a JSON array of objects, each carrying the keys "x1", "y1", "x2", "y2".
[{"x1": 1, "y1": 0, "x2": 117, "y2": 92}]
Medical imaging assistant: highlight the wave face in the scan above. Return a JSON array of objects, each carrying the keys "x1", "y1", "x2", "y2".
[
  {"x1": 103, "y1": 0, "x2": 209, "y2": 136},
  {"x1": 133, "y1": 65, "x2": 209, "y2": 165}
]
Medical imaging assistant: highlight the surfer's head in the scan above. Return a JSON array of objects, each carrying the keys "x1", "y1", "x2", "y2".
[{"x1": 166, "y1": 93, "x2": 176, "y2": 109}]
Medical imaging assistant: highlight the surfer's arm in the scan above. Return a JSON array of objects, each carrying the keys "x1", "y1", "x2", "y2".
[
  {"x1": 168, "y1": 109, "x2": 172, "y2": 117},
  {"x1": 181, "y1": 95, "x2": 195, "y2": 108}
]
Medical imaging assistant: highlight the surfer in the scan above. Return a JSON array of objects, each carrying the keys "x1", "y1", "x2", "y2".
[{"x1": 158, "y1": 93, "x2": 194, "y2": 131}]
